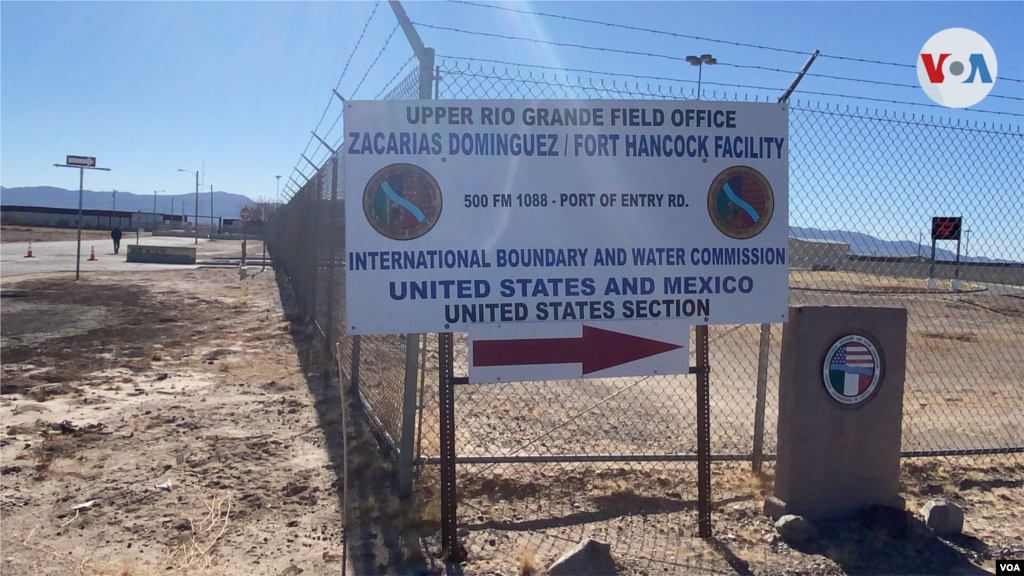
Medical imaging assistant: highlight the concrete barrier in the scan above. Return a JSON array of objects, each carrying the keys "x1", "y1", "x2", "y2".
[
  {"x1": 766, "y1": 306, "x2": 907, "y2": 521},
  {"x1": 126, "y1": 244, "x2": 196, "y2": 264}
]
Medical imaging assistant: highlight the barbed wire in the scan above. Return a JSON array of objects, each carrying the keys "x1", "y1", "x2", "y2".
[
  {"x1": 720, "y1": 61, "x2": 1024, "y2": 102},
  {"x1": 283, "y1": 1, "x2": 383, "y2": 200},
  {"x1": 351, "y1": 24, "x2": 401, "y2": 100},
  {"x1": 438, "y1": 54, "x2": 784, "y2": 93},
  {"x1": 375, "y1": 53, "x2": 418, "y2": 99},
  {"x1": 789, "y1": 104, "x2": 1024, "y2": 136},
  {"x1": 442, "y1": 0, "x2": 1024, "y2": 84},
  {"x1": 443, "y1": 63, "x2": 1023, "y2": 117},
  {"x1": 421, "y1": 25, "x2": 1023, "y2": 117},
  {"x1": 333, "y1": 0, "x2": 382, "y2": 95},
  {"x1": 319, "y1": 23, "x2": 402, "y2": 147},
  {"x1": 414, "y1": 21, "x2": 697, "y2": 65},
  {"x1": 819, "y1": 53, "x2": 1024, "y2": 84},
  {"x1": 803, "y1": 72, "x2": 1023, "y2": 101},
  {"x1": 445, "y1": 0, "x2": 812, "y2": 57},
  {"x1": 792, "y1": 90, "x2": 1024, "y2": 117}
]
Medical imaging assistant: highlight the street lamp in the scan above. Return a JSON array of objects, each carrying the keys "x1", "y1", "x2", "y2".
[
  {"x1": 178, "y1": 168, "x2": 199, "y2": 245},
  {"x1": 276, "y1": 175, "x2": 281, "y2": 206},
  {"x1": 686, "y1": 53, "x2": 717, "y2": 99},
  {"x1": 154, "y1": 190, "x2": 164, "y2": 214}
]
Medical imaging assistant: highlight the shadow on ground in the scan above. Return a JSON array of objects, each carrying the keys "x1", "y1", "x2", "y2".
[
  {"x1": 275, "y1": 270, "x2": 438, "y2": 575},
  {"x1": 777, "y1": 509, "x2": 991, "y2": 576}
]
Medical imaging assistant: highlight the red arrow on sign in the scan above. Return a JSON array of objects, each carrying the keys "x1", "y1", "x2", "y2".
[{"x1": 472, "y1": 325, "x2": 684, "y2": 375}]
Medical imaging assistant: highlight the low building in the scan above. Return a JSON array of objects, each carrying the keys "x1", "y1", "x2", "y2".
[
  {"x1": 1, "y1": 205, "x2": 183, "y2": 231},
  {"x1": 789, "y1": 237, "x2": 851, "y2": 271}
]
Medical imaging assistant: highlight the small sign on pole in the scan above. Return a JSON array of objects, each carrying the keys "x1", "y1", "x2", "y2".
[
  {"x1": 931, "y1": 216, "x2": 962, "y2": 240},
  {"x1": 240, "y1": 206, "x2": 251, "y2": 221},
  {"x1": 66, "y1": 155, "x2": 96, "y2": 167}
]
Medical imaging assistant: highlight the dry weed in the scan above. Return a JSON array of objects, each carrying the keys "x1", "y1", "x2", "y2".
[
  {"x1": 364, "y1": 496, "x2": 380, "y2": 519},
  {"x1": 742, "y1": 470, "x2": 775, "y2": 498},
  {"x1": 168, "y1": 493, "x2": 233, "y2": 573},
  {"x1": 403, "y1": 531, "x2": 424, "y2": 562},
  {"x1": 517, "y1": 548, "x2": 539, "y2": 576},
  {"x1": 382, "y1": 495, "x2": 403, "y2": 520}
]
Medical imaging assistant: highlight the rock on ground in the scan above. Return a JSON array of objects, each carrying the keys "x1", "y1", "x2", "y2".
[
  {"x1": 548, "y1": 538, "x2": 618, "y2": 576},
  {"x1": 920, "y1": 498, "x2": 964, "y2": 536},
  {"x1": 775, "y1": 514, "x2": 817, "y2": 544}
]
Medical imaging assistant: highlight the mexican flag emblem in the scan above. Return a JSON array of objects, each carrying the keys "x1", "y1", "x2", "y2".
[{"x1": 823, "y1": 335, "x2": 881, "y2": 405}]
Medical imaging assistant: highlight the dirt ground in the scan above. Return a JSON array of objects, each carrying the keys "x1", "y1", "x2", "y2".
[
  {"x1": 2, "y1": 226, "x2": 124, "y2": 244},
  {"x1": 3, "y1": 261, "x2": 1022, "y2": 575},
  {"x1": 0, "y1": 267, "x2": 355, "y2": 575}
]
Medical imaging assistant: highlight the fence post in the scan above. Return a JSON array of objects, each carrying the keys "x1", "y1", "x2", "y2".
[
  {"x1": 752, "y1": 323, "x2": 771, "y2": 474},
  {"x1": 696, "y1": 324, "x2": 712, "y2": 538},
  {"x1": 309, "y1": 173, "x2": 321, "y2": 324},
  {"x1": 398, "y1": 333, "x2": 419, "y2": 498},
  {"x1": 438, "y1": 332, "x2": 465, "y2": 561},
  {"x1": 396, "y1": 37, "x2": 434, "y2": 500},
  {"x1": 325, "y1": 157, "x2": 338, "y2": 357},
  {"x1": 418, "y1": 50, "x2": 434, "y2": 99}
]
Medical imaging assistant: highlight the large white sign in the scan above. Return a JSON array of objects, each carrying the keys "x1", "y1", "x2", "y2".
[{"x1": 345, "y1": 100, "x2": 789, "y2": 335}]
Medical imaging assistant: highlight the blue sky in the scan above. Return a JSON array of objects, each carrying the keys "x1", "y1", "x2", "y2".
[{"x1": 2, "y1": 1, "x2": 1022, "y2": 257}]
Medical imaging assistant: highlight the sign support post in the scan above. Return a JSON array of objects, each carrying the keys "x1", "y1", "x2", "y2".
[
  {"x1": 54, "y1": 156, "x2": 110, "y2": 281},
  {"x1": 695, "y1": 324, "x2": 712, "y2": 538},
  {"x1": 398, "y1": 333, "x2": 419, "y2": 498},
  {"x1": 929, "y1": 237, "x2": 937, "y2": 280},
  {"x1": 929, "y1": 217, "x2": 964, "y2": 290},
  {"x1": 752, "y1": 323, "x2": 771, "y2": 474},
  {"x1": 955, "y1": 235, "x2": 962, "y2": 281},
  {"x1": 438, "y1": 332, "x2": 466, "y2": 562}
]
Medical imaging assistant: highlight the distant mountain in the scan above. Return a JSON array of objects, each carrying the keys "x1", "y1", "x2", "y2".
[
  {"x1": 790, "y1": 226, "x2": 1007, "y2": 263},
  {"x1": 1, "y1": 186, "x2": 255, "y2": 220}
]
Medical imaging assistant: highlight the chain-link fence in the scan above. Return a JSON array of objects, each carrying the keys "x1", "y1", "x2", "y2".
[{"x1": 269, "y1": 57, "x2": 1023, "y2": 570}]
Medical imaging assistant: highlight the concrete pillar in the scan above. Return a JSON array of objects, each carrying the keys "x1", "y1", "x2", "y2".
[{"x1": 766, "y1": 306, "x2": 907, "y2": 521}]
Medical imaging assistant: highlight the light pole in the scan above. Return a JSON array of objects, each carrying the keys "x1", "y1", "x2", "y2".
[
  {"x1": 964, "y1": 229, "x2": 971, "y2": 260},
  {"x1": 154, "y1": 190, "x2": 164, "y2": 214},
  {"x1": 276, "y1": 175, "x2": 281, "y2": 206},
  {"x1": 210, "y1": 185, "x2": 215, "y2": 237},
  {"x1": 178, "y1": 169, "x2": 199, "y2": 245},
  {"x1": 111, "y1": 189, "x2": 117, "y2": 229},
  {"x1": 686, "y1": 53, "x2": 717, "y2": 99}
]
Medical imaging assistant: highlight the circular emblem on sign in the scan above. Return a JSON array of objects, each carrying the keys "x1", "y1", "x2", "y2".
[
  {"x1": 707, "y1": 166, "x2": 774, "y2": 240},
  {"x1": 823, "y1": 335, "x2": 882, "y2": 405},
  {"x1": 362, "y1": 163, "x2": 442, "y2": 240},
  {"x1": 917, "y1": 28, "x2": 998, "y2": 109}
]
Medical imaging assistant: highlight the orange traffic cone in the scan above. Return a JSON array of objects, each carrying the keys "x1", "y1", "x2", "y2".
[
  {"x1": 88, "y1": 246, "x2": 97, "y2": 261},
  {"x1": 24, "y1": 242, "x2": 34, "y2": 258}
]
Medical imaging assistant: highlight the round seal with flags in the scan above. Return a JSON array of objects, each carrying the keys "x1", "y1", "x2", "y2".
[{"x1": 822, "y1": 335, "x2": 882, "y2": 405}]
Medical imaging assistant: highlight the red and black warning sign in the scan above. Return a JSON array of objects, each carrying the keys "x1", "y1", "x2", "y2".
[{"x1": 931, "y1": 216, "x2": 962, "y2": 241}]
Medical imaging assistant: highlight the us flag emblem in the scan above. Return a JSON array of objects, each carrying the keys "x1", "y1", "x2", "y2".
[{"x1": 823, "y1": 336, "x2": 882, "y2": 405}]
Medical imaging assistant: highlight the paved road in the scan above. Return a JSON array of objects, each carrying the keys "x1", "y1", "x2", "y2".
[{"x1": 1, "y1": 236, "x2": 209, "y2": 279}]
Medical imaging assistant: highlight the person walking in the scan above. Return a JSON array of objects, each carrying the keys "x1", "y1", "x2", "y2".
[{"x1": 111, "y1": 226, "x2": 123, "y2": 254}]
